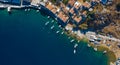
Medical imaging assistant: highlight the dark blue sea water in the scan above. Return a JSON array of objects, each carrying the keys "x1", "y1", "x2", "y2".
[{"x1": 0, "y1": 9, "x2": 108, "y2": 65}]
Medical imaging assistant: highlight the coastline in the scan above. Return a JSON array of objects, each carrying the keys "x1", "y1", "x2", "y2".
[{"x1": 0, "y1": 1, "x2": 119, "y2": 65}]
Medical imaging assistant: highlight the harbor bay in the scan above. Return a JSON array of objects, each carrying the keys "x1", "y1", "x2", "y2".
[{"x1": 0, "y1": 9, "x2": 109, "y2": 65}]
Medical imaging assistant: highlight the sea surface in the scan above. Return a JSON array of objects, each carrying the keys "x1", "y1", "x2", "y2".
[{"x1": 0, "y1": 9, "x2": 109, "y2": 65}]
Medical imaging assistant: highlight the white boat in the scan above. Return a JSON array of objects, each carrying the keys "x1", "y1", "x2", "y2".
[
  {"x1": 70, "y1": 39, "x2": 74, "y2": 43},
  {"x1": 56, "y1": 31, "x2": 59, "y2": 33},
  {"x1": 87, "y1": 44, "x2": 91, "y2": 47},
  {"x1": 47, "y1": 16, "x2": 50, "y2": 18},
  {"x1": 28, "y1": 9, "x2": 30, "y2": 11},
  {"x1": 51, "y1": 26, "x2": 54, "y2": 29},
  {"x1": 74, "y1": 49, "x2": 76, "y2": 54},
  {"x1": 59, "y1": 25, "x2": 61, "y2": 27},
  {"x1": 61, "y1": 32, "x2": 64, "y2": 34},
  {"x1": 74, "y1": 44, "x2": 78, "y2": 48},
  {"x1": 94, "y1": 48, "x2": 97, "y2": 51},
  {"x1": 36, "y1": 10, "x2": 39, "y2": 12},
  {"x1": 103, "y1": 50, "x2": 107, "y2": 54},
  {"x1": 7, "y1": 7, "x2": 11, "y2": 12},
  {"x1": 68, "y1": 37, "x2": 71, "y2": 39},
  {"x1": 25, "y1": 9, "x2": 27, "y2": 11},
  {"x1": 55, "y1": 18, "x2": 57, "y2": 20},
  {"x1": 52, "y1": 20, "x2": 54, "y2": 23},
  {"x1": 45, "y1": 22, "x2": 49, "y2": 25},
  {"x1": 38, "y1": 7, "x2": 41, "y2": 9}
]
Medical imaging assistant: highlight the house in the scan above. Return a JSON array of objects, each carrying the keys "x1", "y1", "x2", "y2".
[
  {"x1": 67, "y1": 0, "x2": 76, "y2": 8},
  {"x1": 83, "y1": 1, "x2": 91, "y2": 8},
  {"x1": 74, "y1": 16, "x2": 82, "y2": 23},
  {"x1": 57, "y1": 11, "x2": 69, "y2": 23},
  {"x1": 74, "y1": 1, "x2": 81, "y2": 10},
  {"x1": 46, "y1": 2, "x2": 54, "y2": 10},
  {"x1": 65, "y1": 24, "x2": 74, "y2": 31},
  {"x1": 69, "y1": 7, "x2": 75, "y2": 14}
]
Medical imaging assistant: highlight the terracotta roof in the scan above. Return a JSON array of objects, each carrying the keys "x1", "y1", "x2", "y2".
[
  {"x1": 78, "y1": 0, "x2": 83, "y2": 3},
  {"x1": 51, "y1": 8, "x2": 57, "y2": 14},
  {"x1": 46, "y1": 2, "x2": 54, "y2": 10},
  {"x1": 82, "y1": 11, "x2": 87, "y2": 15},
  {"x1": 68, "y1": 0, "x2": 76, "y2": 6},
  {"x1": 58, "y1": 11, "x2": 69, "y2": 23},
  {"x1": 69, "y1": 7, "x2": 75, "y2": 14},
  {"x1": 83, "y1": 1, "x2": 91, "y2": 8},
  {"x1": 74, "y1": 1, "x2": 81, "y2": 9},
  {"x1": 74, "y1": 16, "x2": 82, "y2": 23}
]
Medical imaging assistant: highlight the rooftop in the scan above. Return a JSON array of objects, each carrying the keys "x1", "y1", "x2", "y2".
[
  {"x1": 74, "y1": 1, "x2": 81, "y2": 9},
  {"x1": 74, "y1": 16, "x2": 82, "y2": 23},
  {"x1": 46, "y1": 2, "x2": 54, "y2": 10},
  {"x1": 57, "y1": 11, "x2": 69, "y2": 23},
  {"x1": 68, "y1": 0, "x2": 76, "y2": 7},
  {"x1": 83, "y1": 1, "x2": 91, "y2": 8}
]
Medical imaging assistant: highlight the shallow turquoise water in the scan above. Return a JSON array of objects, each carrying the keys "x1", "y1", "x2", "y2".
[{"x1": 0, "y1": 9, "x2": 109, "y2": 65}]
